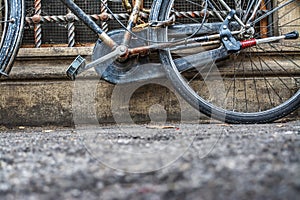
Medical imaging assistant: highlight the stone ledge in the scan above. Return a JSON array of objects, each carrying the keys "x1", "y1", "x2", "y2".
[
  {"x1": 0, "y1": 51, "x2": 299, "y2": 126},
  {"x1": 0, "y1": 79, "x2": 206, "y2": 127},
  {"x1": 1, "y1": 57, "x2": 204, "y2": 126},
  {"x1": 17, "y1": 47, "x2": 93, "y2": 58}
]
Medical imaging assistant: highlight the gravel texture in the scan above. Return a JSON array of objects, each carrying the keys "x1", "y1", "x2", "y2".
[{"x1": 0, "y1": 121, "x2": 299, "y2": 200}]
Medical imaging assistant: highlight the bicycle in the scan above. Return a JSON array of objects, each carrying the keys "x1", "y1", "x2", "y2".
[{"x1": 0, "y1": 0, "x2": 299, "y2": 124}]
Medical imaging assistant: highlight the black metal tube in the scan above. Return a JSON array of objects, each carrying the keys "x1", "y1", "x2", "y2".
[
  {"x1": 60, "y1": 0, "x2": 117, "y2": 48},
  {"x1": 60, "y1": 0, "x2": 103, "y2": 34}
]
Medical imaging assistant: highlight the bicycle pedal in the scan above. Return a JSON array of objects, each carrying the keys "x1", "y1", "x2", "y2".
[{"x1": 66, "y1": 55, "x2": 86, "y2": 80}]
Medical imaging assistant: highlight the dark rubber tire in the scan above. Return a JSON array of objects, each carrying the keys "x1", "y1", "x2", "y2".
[
  {"x1": 0, "y1": 0, "x2": 25, "y2": 76},
  {"x1": 150, "y1": 0, "x2": 300, "y2": 124}
]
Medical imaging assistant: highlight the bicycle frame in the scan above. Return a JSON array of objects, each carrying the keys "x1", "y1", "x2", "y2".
[
  {"x1": 61, "y1": 0, "x2": 297, "y2": 56},
  {"x1": 61, "y1": 0, "x2": 151, "y2": 51},
  {"x1": 62, "y1": 0, "x2": 299, "y2": 82},
  {"x1": 60, "y1": 0, "x2": 117, "y2": 49},
  {"x1": 0, "y1": 0, "x2": 297, "y2": 123},
  {"x1": 61, "y1": 0, "x2": 231, "y2": 53}
]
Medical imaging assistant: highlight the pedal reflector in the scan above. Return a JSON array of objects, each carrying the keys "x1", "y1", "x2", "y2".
[{"x1": 66, "y1": 55, "x2": 86, "y2": 80}]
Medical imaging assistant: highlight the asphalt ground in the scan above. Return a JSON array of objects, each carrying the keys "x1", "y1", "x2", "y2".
[{"x1": 0, "y1": 121, "x2": 299, "y2": 200}]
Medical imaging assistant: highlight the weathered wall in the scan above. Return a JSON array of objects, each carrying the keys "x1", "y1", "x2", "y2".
[{"x1": 0, "y1": 49, "x2": 298, "y2": 126}]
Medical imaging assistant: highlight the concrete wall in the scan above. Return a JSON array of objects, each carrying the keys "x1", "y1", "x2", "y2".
[
  {"x1": 0, "y1": 49, "x2": 207, "y2": 126},
  {"x1": 0, "y1": 48, "x2": 299, "y2": 126}
]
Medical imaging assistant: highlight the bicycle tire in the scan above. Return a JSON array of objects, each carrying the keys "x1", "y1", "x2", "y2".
[
  {"x1": 150, "y1": 0, "x2": 300, "y2": 124},
  {"x1": 0, "y1": 0, "x2": 25, "y2": 77}
]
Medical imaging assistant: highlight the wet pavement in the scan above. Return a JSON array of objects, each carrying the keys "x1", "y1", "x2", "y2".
[{"x1": 0, "y1": 121, "x2": 299, "y2": 200}]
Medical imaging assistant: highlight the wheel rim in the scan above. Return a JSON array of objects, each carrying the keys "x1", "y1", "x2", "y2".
[
  {"x1": 0, "y1": 0, "x2": 8, "y2": 49},
  {"x1": 156, "y1": 0, "x2": 300, "y2": 122}
]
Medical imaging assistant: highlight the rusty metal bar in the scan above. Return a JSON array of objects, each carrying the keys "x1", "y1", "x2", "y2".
[
  {"x1": 122, "y1": 0, "x2": 143, "y2": 46},
  {"x1": 34, "y1": 0, "x2": 42, "y2": 48},
  {"x1": 25, "y1": 11, "x2": 211, "y2": 26},
  {"x1": 26, "y1": 13, "x2": 114, "y2": 25},
  {"x1": 67, "y1": 1, "x2": 75, "y2": 47},
  {"x1": 60, "y1": 0, "x2": 117, "y2": 49},
  {"x1": 101, "y1": 0, "x2": 109, "y2": 33},
  {"x1": 122, "y1": 0, "x2": 132, "y2": 13}
]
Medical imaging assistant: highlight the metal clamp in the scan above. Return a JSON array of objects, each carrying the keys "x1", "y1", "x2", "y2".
[{"x1": 220, "y1": 10, "x2": 241, "y2": 53}]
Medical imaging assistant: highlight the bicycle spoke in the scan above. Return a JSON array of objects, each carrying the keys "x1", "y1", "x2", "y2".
[
  {"x1": 224, "y1": 54, "x2": 245, "y2": 111},
  {"x1": 252, "y1": 0, "x2": 296, "y2": 25},
  {"x1": 252, "y1": 54, "x2": 276, "y2": 107},
  {"x1": 207, "y1": 0, "x2": 225, "y2": 21},
  {"x1": 242, "y1": 0, "x2": 255, "y2": 22},
  {"x1": 249, "y1": 45, "x2": 296, "y2": 105},
  {"x1": 267, "y1": 43, "x2": 300, "y2": 71},
  {"x1": 185, "y1": 0, "x2": 205, "y2": 8},
  {"x1": 152, "y1": 0, "x2": 300, "y2": 123},
  {"x1": 280, "y1": 43, "x2": 300, "y2": 51},
  {"x1": 241, "y1": 54, "x2": 248, "y2": 111},
  {"x1": 279, "y1": 17, "x2": 300, "y2": 28},
  {"x1": 258, "y1": 55, "x2": 284, "y2": 103},
  {"x1": 257, "y1": 54, "x2": 293, "y2": 93},
  {"x1": 250, "y1": 47, "x2": 262, "y2": 111},
  {"x1": 267, "y1": 43, "x2": 300, "y2": 69},
  {"x1": 228, "y1": 55, "x2": 242, "y2": 111},
  {"x1": 251, "y1": 59, "x2": 262, "y2": 111}
]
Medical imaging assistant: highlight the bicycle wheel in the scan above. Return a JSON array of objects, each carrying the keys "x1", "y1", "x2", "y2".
[
  {"x1": 150, "y1": 0, "x2": 300, "y2": 123},
  {"x1": 0, "y1": 0, "x2": 24, "y2": 77}
]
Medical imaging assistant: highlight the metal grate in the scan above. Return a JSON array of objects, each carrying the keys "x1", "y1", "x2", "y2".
[
  {"x1": 21, "y1": 0, "x2": 242, "y2": 47},
  {"x1": 42, "y1": 0, "x2": 68, "y2": 44},
  {"x1": 22, "y1": 0, "x2": 155, "y2": 47},
  {"x1": 23, "y1": 0, "x2": 103, "y2": 47},
  {"x1": 73, "y1": 0, "x2": 102, "y2": 44},
  {"x1": 23, "y1": 0, "x2": 35, "y2": 45}
]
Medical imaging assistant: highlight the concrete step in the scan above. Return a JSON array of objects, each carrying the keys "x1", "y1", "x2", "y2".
[
  {"x1": 0, "y1": 48, "x2": 205, "y2": 126},
  {"x1": 0, "y1": 48, "x2": 299, "y2": 126}
]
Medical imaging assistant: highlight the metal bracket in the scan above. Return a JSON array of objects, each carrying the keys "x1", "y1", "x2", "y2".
[
  {"x1": 220, "y1": 10, "x2": 241, "y2": 53},
  {"x1": 149, "y1": 15, "x2": 175, "y2": 27}
]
